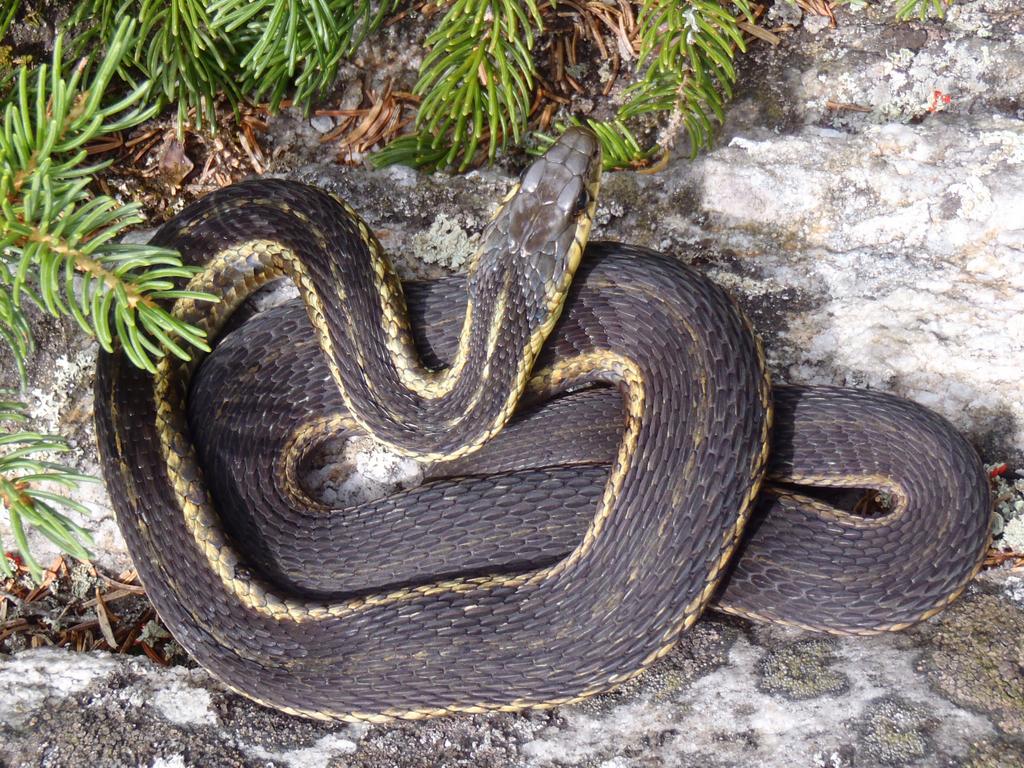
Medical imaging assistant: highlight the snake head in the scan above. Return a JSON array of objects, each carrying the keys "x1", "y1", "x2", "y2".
[{"x1": 470, "y1": 127, "x2": 603, "y2": 338}]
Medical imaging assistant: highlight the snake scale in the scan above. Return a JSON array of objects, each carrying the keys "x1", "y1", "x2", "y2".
[{"x1": 94, "y1": 128, "x2": 992, "y2": 722}]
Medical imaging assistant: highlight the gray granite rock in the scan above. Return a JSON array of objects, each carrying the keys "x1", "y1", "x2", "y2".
[
  {"x1": 1, "y1": 571, "x2": 1021, "y2": 767},
  {"x1": 2, "y1": 2, "x2": 1023, "y2": 766}
]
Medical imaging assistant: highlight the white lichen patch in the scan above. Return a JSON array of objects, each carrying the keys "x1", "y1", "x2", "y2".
[
  {"x1": 1002, "y1": 518, "x2": 1024, "y2": 553},
  {"x1": 410, "y1": 212, "x2": 480, "y2": 271},
  {"x1": 794, "y1": 0, "x2": 1024, "y2": 126},
  {"x1": 702, "y1": 267, "x2": 787, "y2": 299},
  {"x1": 991, "y1": 468, "x2": 1024, "y2": 540},
  {"x1": 1003, "y1": 576, "x2": 1024, "y2": 607},
  {"x1": 0, "y1": 649, "x2": 120, "y2": 728},
  {"x1": 813, "y1": 750, "x2": 848, "y2": 768},
  {"x1": 26, "y1": 347, "x2": 96, "y2": 436},
  {"x1": 250, "y1": 730, "x2": 366, "y2": 768},
  {"x1": 150, "y1": 757, "x2": 189, "y2": 768}
]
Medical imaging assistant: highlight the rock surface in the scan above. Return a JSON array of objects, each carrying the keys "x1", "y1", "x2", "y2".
[
  {"x1": 1, "y1": 570, "x2": 1022, "y2": 768},
  {"x1": 3, "y1": 0, "x2": 1023, "y2": 570},
  {"x1": 2, "y1": 1, "x2": 1023, "y2": 766}
]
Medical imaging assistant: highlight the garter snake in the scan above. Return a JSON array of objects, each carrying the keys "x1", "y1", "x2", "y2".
[{"x1": 94, "y1": 127, "x2": 992, "y2": 722}]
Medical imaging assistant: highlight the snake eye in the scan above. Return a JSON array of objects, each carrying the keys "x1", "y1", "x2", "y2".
[{"x1": 574, "y1": 186, "x2": 591, "y2": 215}]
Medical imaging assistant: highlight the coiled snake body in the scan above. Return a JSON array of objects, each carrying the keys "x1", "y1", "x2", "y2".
[{"x1": 94, "y1": 128, "x2": 992, "y2": 722}]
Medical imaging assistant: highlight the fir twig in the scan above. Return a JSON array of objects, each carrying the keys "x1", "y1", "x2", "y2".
[
  {"x1": 71, "y1": 0, "x2": 241, "y2": 130},
  {"x1": 528, "y1": 1, "x2": 752, "y2": 169},
  {"x1": 70, "y1": 0, "x2": 402, "y2": 127},
  {"x1": 0, "y1": 21, "x2": 216, "y2": 378},
  {"x1": 374, "y1": 0, "x2": 544, "y2": 171},
  {"x1": 0, "y1": 398, "x2": 95, "y2": 581},
  {"x1": 622, "y1": 0, "x2": 752, "y2": 158},
  {"x1": 209, "y1": 0, "x2": 400, "y2": 113}
]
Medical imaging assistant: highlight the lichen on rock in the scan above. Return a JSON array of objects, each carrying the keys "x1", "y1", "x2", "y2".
[
  {"x1": 757, "y1": 638, "x2": 851, "y2": 700},
  {"x1": 857, "y1": 697, "x2": 937, "y2": 766},
  {"x1": 913, "y1": 585, "x2": 1024, "y2": 737}
]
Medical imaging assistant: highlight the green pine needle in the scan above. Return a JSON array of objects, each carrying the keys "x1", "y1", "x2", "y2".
[
  {"x1": 0, "y1": 280, "x2": 32, "y2": 388},
  {"x1": 370, "y1": 133, "x2": 458, "y2": 171},
  {"x1": 893, "y1": 0, "x2": 952, "y2": 20},
  {"x1": 619, "y1": 0, "x2": 751, "y2": 158},
  {"x1": 381, "y1": 0, "x2": 544, "y2": 171},
  {"x1": 376, "y1": 0, "x2": 754, "y2": 171},
  {"x1": 532, "y1": 117, "x2": 657, "y2": 171},
  {"x1": 0, "y1": 21, "x2": 217, "y2": 377},
  {"x1": 0, "y1": 398, "x2": 96, "y2": 581},
  {"x1": 69, "y1": 0, "x2": 402, "y2": 125},
  {"x1": 71, "y1": 0, "x2": 241, "y2": 130},
  {"x1": 0, "y1": 1, "x2": 20, "y2": 41},
  {"x1": 209, "y1": 0, "x2": 400, "y2": 113},
  {"x1": 815, "y1": 1, "x2": 953, "y2": 22}
]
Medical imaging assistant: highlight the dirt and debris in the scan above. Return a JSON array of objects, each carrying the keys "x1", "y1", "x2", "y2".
[
  {"x1": 87, "y1": 103, "x2": 271, "y2": 223},
  {"x1": 0, "y1": 555, "x2": 179, "y2": 665},
  {"x1": 314, "y1": 82, "x2": 419, "y2": 164}
]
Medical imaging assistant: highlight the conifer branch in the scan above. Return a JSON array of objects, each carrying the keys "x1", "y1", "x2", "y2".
[
  {"x1": 71, "y1": 0, "x2": 241, "y2": 130},
  {"x1": 620, "y1": 0, "x2": 751, "y2": 158},
  {"x1": 69, "y1": 0, "x2": 401, "y2": 124},
  {"x1": 0, "y1": 21, "x2": 216, "y2": 378},
  {"x1": 209, "y1": 0, "x2": 400, "y2": 113},
  {"x1": 374, "y1": 0, "x2": 544, "y2": 170},
  {"x1": 0, "y1": 398, "x2": 95, "y2": 581}
]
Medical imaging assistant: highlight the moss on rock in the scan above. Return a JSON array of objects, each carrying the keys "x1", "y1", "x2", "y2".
[{"x1": 963, "y1": 737, "x2": 1024, "y2": 768}]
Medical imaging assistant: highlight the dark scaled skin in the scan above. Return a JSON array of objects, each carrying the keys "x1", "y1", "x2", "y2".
[
  {"x1": 192, "y1": 260, "x2": 992, "y2": 633},
  {"x1": 93, "y1": 128, "x2": 992, "y2": 721},
  {"x1": 96, "y1": 237, "x2": 771, "y2": 719}
]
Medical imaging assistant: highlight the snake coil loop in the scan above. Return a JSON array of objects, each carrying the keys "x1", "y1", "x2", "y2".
[{"x1": 95, "y1": 128, "x2": 992, "y2": 722}]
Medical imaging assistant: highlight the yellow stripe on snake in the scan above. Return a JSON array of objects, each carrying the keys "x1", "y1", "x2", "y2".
[{"x1": 94, "y1": 128, "x2": 992, "y2": 722}]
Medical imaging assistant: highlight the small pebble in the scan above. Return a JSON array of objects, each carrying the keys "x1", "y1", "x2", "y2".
[{"x1": 309, "y1": 115, "x2": 335, "y2": 134}]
